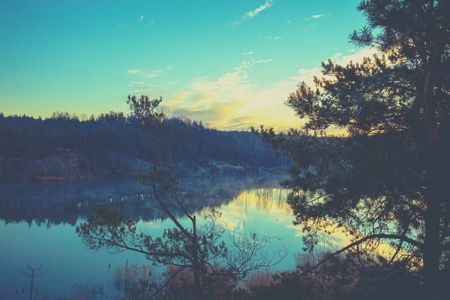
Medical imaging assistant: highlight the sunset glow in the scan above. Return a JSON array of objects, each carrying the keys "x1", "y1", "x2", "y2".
[{"x1": 1, "y1": 0, "x2": 373, "y2": 131}]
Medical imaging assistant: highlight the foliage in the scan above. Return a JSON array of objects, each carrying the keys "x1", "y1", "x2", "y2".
[
  {"x1": 254, "y1": 0, "x2": 449, "y2": 297},
  {"x1": 0, "y1": 111, "x2": 287, "y2": 172}
]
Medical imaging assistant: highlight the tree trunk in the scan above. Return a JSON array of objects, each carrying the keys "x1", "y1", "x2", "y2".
[
  {"x1": 192, "y1": 216, "x2": 203, "y2": 300},
  {"x1": 420, "y1": 58, "x2": 443, "y2": 298},
  {"x1": 29, "y1": 268, "x2": 34, "y2": 300},
  {"x1": 423, "y1": 187, "x2": 441, "y2": 299}
]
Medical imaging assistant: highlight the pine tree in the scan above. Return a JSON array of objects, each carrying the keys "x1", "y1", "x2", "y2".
[{"x1": 255, "y1": 0, "x2": 449, "y2": 298}]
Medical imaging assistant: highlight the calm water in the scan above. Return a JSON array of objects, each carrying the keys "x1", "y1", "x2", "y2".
[{"x1": 0, "y1": 176, "x2": 346, "y2": 299}]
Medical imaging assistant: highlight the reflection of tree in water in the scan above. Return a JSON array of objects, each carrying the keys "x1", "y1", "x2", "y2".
[
  {"x1": 234, "y1": 188, "x2": 291, "y2": 215},
  {"x1": 0, "y1": 176, "x2": 286, "y2": 226}
]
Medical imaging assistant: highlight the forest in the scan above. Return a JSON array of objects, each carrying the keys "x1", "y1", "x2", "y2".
[{"x1": 0, "y1": 111, "x2": 290, "y2": 181}]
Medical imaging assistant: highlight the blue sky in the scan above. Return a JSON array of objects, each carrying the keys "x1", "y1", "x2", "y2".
[{"x1": 0, "y1": 0, "x2": 376, "y2": 131}]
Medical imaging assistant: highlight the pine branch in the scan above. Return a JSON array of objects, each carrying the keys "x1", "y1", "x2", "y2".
[{"x1": 298, "y1": 233, "x2": 423, "y2": 278}]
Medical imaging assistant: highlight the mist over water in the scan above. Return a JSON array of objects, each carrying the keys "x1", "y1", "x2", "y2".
[{"x1": 0, "y1": 176, "x2": 342, "y2": 299}]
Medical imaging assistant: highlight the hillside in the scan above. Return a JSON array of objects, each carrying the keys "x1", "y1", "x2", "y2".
[{"x1": 0, "y1": 112, "x2": 290, "y2": 181}]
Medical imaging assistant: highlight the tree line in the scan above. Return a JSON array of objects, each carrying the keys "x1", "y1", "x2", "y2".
[{"x1": 0, "y1": 111, "x2": 289, "y2": 171}]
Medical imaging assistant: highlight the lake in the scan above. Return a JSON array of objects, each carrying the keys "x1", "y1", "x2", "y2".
[{"x1": 0, "y1": 176, "x2": 345, "y2": 299}]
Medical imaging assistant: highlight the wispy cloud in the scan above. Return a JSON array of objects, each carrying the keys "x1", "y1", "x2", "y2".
[
  {"x1": 167, "y1": 80, "x2": 178, "y2": 85},
  {"x1": 165, "y1": 62, "x2": 301, "y2": 131},
  {"x1": 232, "y1": 0, "x2": 275, "y2": 26},
  {"x1": 330, "y1": 52, "x2": 343, "y2": 62},
  {"x1": 190, "y1": 70, "x2": 250, "y2": 93},
  {"x1": 334, "y1": 47, "x2": 379, "y2": 66},
  {"x1": 255, "y1": 58, "x2": 273, "y2": 63},
  {"x1": 128, "y1": 82, "x2": 147, "y2": 86},
  {"x1": 263, "y1": 36, "x2": 284, "y2": 40},
  {"x1": 289, "y1": 67, "x2": 322, "y2": 87},
  {"x1": 247, "y1": 0, "x2": 274, "y2": 18},
  {"x1": 128, "y1": 82, "x2": 164, "y2": 89},
  {"x1": 138, "y1": 49, "x2": 381, "y2": 132},
  {"x1": 145, "y1": 70, "x2": 163, "y2": 78},
  {"x1": 243, "y1": 51, "x2": 253, "y2": 55},
  {"x1": 304, "y1": 14, "x2": 324, "y2": 21},
  {"x1": 128, "y1": 69, "x2": 163, "y2": 78},
  {"x1": 289, "y1": 48, "x2": 380, "y2": 87},
  {"x1": 144, "y1": 19, "x2": 155, "y2": 27},
  {"x1": 233, "y1": 58, "x2": 273, "y2": 70}
]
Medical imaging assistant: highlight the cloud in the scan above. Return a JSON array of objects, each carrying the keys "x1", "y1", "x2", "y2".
[
  {"x1": 247, "y1": 0, "x2": 274, "y2": 18},
  {"x1": 167, "y1": 80, "x2": 178, "y2": 85},
  {"x1": 289, "y1": 47, "x2": 380, "y2": 87},
  {"x1": 254, "y1": 58, "x2": 273, "y2": 63},
  {"x1": 144, "y1": 20, "x2": 155, "y2": 27},
  {"x1": 289, "y1": 67, "x2": 322, "y2": 87},
  {"x1": 172, "y1": 101, "x2": 247, "y2": 128},
  {"x1": 128, "y1": 82, "x2": 147, "y2": 86},
  {"x1": 128, "y1": 82, "x2": 165, "y2": 89},
  {"x1": 304, "y1": 14, "x2": 324, "y2": 21},
  {"x1": 191, "y1": 70, "x2": 250, "y2": 93},
  {"x1": 129, "y1": 69, "x2": 163, "y2": 78},
  {"x1": 133, "y1": 48, "x2": 381, "y2": 132},
  {"x1": 243, "y1": 51, "x2": 253, "y2": 55},
  {"x1": 233, "y1": 58, "x2": 273, "y2": 70},
  {"x1": 217, "y1": 70, "x2": 248, "y2": 87},
  {"x1": 169, "y1": 90, "x2": 192, "y2": 101},
  {"x1": 148, "y1": 49, "x2": 381, "y2": 131},
  {"x1": 232, "y1": 0, "x2": 275, "y2": 26},
  {"x1": 165, "y1": 66, "x2": 302, "y2": 131},
  {"x1": 159, "y1": 55, "x2": 300, "y2": 131},
  {"x1": 145, "y1": 71, "x2": 163, "y2": 78},
  {"x1": 336, "y1": 47, "x2": 379, "y2": 66},
  {"x1": 263, "y1": 36, "x2": 284, "y2": 41},
  {"x1": 330, "y1": 52, "x2": 343, "y2": 62}
]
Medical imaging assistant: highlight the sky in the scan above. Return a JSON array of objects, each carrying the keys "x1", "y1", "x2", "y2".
[{"x1": 0, "y1": 0, "x2": 378, "y2": 131}]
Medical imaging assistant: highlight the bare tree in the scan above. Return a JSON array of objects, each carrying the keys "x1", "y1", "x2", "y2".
[
  {"x1": 77, "y1": 96, "x2": 286, "y2": 299},
  {"x1": 19, "y1": 264, "x2": 46, "y2": 300}
]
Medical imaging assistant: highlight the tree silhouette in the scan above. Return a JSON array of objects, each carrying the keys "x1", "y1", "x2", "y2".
[
  {"x1": 19, "y1": 264, "x2": 46, "y2": 300},
  {"x1": 255, "y1": 0, "x2": 449, "y2": 298},
  {"x1": 77, "y1": 96, "x2": 286, "y2": 299}
]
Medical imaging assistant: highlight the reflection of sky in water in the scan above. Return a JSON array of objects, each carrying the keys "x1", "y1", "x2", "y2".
[{"x1": 0, "y1": 182, "x2": 350, "y2": 299}]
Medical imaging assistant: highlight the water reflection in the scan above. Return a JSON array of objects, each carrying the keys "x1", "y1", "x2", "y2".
[
  {"x1": 2, "y1": 175, "x2": 312, "y2": 299},
  {"x1": 0, "y1": 176, "x2": 286, "y2": 226}
]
